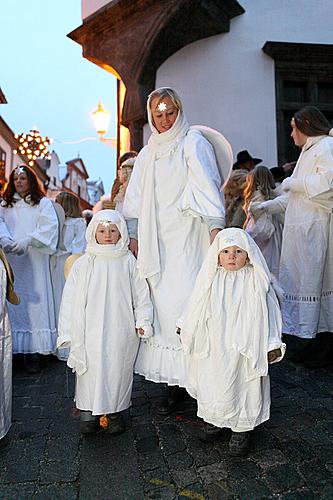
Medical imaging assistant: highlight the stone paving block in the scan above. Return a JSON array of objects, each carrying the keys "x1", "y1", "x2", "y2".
[
  {"x1": 251, "y1": 448, "x2": 288, "y2": 468},
  {"x1": 277, "y1": 489, "x2": 316, "y2": 500},
  {"x1": 44, "y1": 435, "x2": 80, "y2": 461},
  {"x1": 39, "y1": 457, "x2": 80, "y2": 484},
  {"x1": 33, "y1": 482, "x2": 79, "y2": 499},
  {"x1": 136, "y1": 435, "x2": 160, "y2": 453},
  {"x1": 263, "y1": 464, "x2": 306, "y2": 493},
  {"x1": 197, "y1": 462, "x2": 228, "y2": 484},
  {"x1": 229, "y1": 477, "x2": 273, "y2": 499},
  {"x1": 206, "y1": 480, "x2": 237, "y2": 499},
  {"x1": 277, "y1": 439, "x2": 316, "y2": 463},
  {"x1": 165, "y1": 450, "x2": 193, "y2": 470},
  {"x1": 170, "y1": 467, "x2": 198, "y2": 488},
  {"x1": 298, "y1": 460, "x2": 332, "y2": 490},
  {"x1": 1, "y1": 455, "x2": 40, "y2": 484},
  {"x1": 159, "y1": 423, "x2": 186, "y2": 455},
  {"x1": 251, "y1": 427, "x2": 278, "y2": 451},
  {"x1": 0, "y1": 483, "x2": 36, "y2": 499},
  {"x1": 14, "y1": 418, "x2": 53, "y2": 439},
  {"x1": 144, "y1": 487, "x2": 177, "y2": 499}
]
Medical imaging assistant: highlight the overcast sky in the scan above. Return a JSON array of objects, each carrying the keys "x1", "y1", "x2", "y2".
[{"x1": 0, "y1": 1, "x2": 118, "y2": 192}]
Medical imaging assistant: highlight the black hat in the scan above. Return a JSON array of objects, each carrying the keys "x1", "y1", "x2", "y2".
[{"x1": 233, "y1": 150, "x2": 262, "y2": 169}]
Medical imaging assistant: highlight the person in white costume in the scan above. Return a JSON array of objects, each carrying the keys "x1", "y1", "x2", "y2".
[
  {"x1": 51, "y1": 191, "x2": 86, "y2": 361},
  {"x1": 251, "y1": 106, "x2": 333, "y2": 368},
  {"x1": 179, "y1": 228, "x2": 285, "y2": 456},
  {"x1": 114, "y1": 157, "x2": 136, "y2": 214},
  {"x1": 123, "y1": 87, "x2": 229, "y2": 414},
  {"x1": 243, "y1": 165, "x2": 283, "y2": 279},
  {"x1": 0, "y1": 166, "x2": 58, "y2": 373},
  {"x1": 57, "y1": 210, "x2": 153, "y2": 435},
  {"x1": 0, "y1": 249, "x2": 19, "y2": 442}
]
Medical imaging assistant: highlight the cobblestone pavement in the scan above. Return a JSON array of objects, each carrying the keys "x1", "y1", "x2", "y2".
[{"x1": 0, "y1": 355, "x2": 332, "y2": 499}]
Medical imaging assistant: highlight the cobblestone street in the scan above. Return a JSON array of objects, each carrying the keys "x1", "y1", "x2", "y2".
[{"x1": 0, "y1": 355, "x2": 332, "y2": 499}]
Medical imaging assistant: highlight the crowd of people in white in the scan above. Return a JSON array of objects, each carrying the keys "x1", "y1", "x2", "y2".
[{"x1": 0, "y1": 87, "x2": 332, "y2": 457}]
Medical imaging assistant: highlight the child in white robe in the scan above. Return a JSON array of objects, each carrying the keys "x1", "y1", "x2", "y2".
[
  {"x1": 179, "y1": 228, "x2": 285, "y2": 456},
  {"x1": 57, "y1": 210, "x2": 153, "y2": 435}
]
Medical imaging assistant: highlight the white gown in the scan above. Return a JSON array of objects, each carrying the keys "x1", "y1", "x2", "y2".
[
  {"x1": 124, "y1": 130, "x2": 224, "y2": 387},
  {"x1": 265, "y1": 135, "x2": 333, "y2": 338},
  {"x1": 0, "y1": 196, "x2": 58, "y2": 353},
  {"x1": 57, "y1": 210, "x2": 153, "y2": 415},
  {"x1": 0, "y1": 262, "x2": 12, "y2": 439}
]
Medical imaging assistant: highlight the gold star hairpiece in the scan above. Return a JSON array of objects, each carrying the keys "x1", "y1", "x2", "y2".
[{"x1": 157, "y1": 101, "x2": 167, "y2": 112}]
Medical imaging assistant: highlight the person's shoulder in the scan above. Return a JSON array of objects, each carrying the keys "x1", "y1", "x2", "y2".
[
  {"x1": 184, "y1": 128, "x2": 211, "y2": 155},
  {"x1": 39, "y1": 196, "x2": 53, "y2": 209}
]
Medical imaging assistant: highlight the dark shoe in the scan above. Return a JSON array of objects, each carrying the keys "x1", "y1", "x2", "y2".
[
  {"x1": 303, "y1": 332, "x2": 333, "y2": 368},
  {"x1": 156, "y1": 386, "x2": 187, "y2": 416},
  {"x1": 24, "y1": 353, "x2": 41, "y2": 374},
  {"x1": 104, "y1": 413, "x2": 125, "y2": 435},
  {"x1": 200, "y1": 422, "x2": 223, "y2": 443},
  {"x1": 229, "y1": 431, "x2": 251, "y2": 457},
  {"x1": 80, "y1": 410, "x2": 100, "y2": 434}
]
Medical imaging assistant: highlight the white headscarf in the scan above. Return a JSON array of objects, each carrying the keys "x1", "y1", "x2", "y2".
[
  {"x1": 67, "y1": 210, "x2": 130, "y2": 375},
  {"x1": 180, "y1": 228, "x2": 275, "y2": 379}
]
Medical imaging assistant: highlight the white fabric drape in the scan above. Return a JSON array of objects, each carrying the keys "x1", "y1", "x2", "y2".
[
  {"x1": 0, "y1": 263, "x2": 12, "y2": 439},
  {"x1": 0, "y1": 197, "x2": 58, "y2": 353},
  {"x1": 57, "y1": 210, "x2": 153, "y2": 415}
]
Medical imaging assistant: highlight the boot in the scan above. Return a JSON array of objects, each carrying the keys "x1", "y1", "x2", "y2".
[
  {"x1": 24, "y1": 353, "x2": 41, "y2": 374},
  {"x1": 156, "y1": 386, "x2": 187, "y2": 415},
  {"x1": 80, "y1": 410, "x2": 100, "y2": 434},
  {"x1": 303, "y1": 332, "x2": 333, "y2": 368},
  {"x1": 200, "y1": 422, "x2": 223, "y2": 443},
  {"x1": 104, "y1": 412, "x2": 125, "y2": 435},
  {"x1": 229, "y1": 431, "x2": 252, "y2": 457}
]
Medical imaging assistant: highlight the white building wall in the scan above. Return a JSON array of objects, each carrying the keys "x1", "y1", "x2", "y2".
[
  {"x1": 150, "y1": 0, "x2": 333, "y2": 166},
  {"x1": 81, "y1": 0, "x2": 110, "y2": 19},
  {"x1": 0, "y1": 136, "x2": 27, "y2": 178}
]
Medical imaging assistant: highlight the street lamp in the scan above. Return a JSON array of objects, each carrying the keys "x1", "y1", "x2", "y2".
[{"x1": 91, "y1": 102, "x2": 116, "y2": 148}]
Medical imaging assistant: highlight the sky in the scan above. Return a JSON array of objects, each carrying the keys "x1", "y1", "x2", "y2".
[{"x1": 0, "y1": 1, "x2": 118, "y2": 192}]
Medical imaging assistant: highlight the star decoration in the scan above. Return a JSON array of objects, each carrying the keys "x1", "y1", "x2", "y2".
[
  {"x1": 157, "y1": 101, "x2": 167, "y2": 112},
  {"x1": 98, "y1": 220, "x2": 113, "y2": 227},
  {"x1": 14, "y1": 166, "x2": 25, "y2": 175}
]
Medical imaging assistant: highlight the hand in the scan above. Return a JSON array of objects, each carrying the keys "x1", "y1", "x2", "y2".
[
  {"x1": 11, "y1": 238, "x2": 31, "y2": 256},
  {"x1": 129, "y1": 238, "x2": 138, "y2": 258},
  {"x1": 137, "y1": 327, "x2": 145, "y2": 336},
  {"x1": 268, "y1": 348, "x2": 281, "y2": 363},
  {"x1": 210, "y1": 228, "x2": 221, "y2": 245},
  {"x1": 249, "y1": 202, "x2": 265, "y2": 219},
  {"x1": 1, "y1": 238, "x2": 15, "y2": 253}
]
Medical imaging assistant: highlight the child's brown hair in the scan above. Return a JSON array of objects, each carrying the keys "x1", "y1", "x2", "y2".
[{"x1": 56, "y1": 191, "x2": 81, "y2": 218}]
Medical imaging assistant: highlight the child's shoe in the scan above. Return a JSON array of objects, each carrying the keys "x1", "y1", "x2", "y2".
[
  {"x1": 105, "y1": 412, "x2": 125, "y2": 435},
  {"x1": 200, "y1": 422, "x2": 223, "y2": 443},
  {"x1": 228, "y1": 431, "x2": 251, "y2": 457},
  {"x1": 80, "y1": 410, "x2": 100, "y2": 434}
]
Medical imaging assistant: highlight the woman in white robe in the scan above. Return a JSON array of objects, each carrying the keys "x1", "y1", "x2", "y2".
[
  {"x1": 123, "y1": 87, "x2": 226, "y2": 414},
  {"x1": 0, "y1": 166, "x2": 58, "y2": 372},
  {"x1": 251, "y1": 106, "x2": 333, "y2": 367},
  {"x1": 57, "y1": 210, "x2": 153, "y2": 434},
  {"x1": 180, "y1": 228, "x2": 285, "y2": 456}
]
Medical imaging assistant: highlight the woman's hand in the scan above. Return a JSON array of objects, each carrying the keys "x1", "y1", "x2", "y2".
[
  {"x1": 267, "y1": 348, "x2": 281, "y2": 363},
  {"x1": 210, "y1": 228, "x2": 222, "y2": 245},
  {"x1": 129, "y1": 238, "x2": 138, "y2": 258}
]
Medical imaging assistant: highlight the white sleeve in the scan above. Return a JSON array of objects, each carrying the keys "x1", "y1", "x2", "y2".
[
  {"x1": 303, "y1": 147, "x2": 333, "y2": 207},
  {"x1": 181, "y1": 130, "x2": 225, "y2": 221},
  {"x1": 29, "y1": 198, "x2": 59, "y2": 254},
  {"x1": 69, "y1": 218, "x2": 86, "y2": 253},
  {"x1": 261, "y1": 194, "x2": 289, "y2": 215},
  {"x1": 0, "y1": 207, "x2": 13, "y2": 242},
  {"x1": 267, "y1": 287, "x2": 286, "y2": 363},
  {"x1": 245, "y1": 213, "x2": 275, "y2": 244},
  {"x1": 57, "y1": 261, "x2": 79, "y2": 348},
  {"x1": 129, "y1": 257, "x2": 154, "y2": 338}
]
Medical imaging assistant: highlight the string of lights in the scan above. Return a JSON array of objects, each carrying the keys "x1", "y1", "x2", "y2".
[{"x1": 13, "y1": 126, "x2": 53, "y2": 167}]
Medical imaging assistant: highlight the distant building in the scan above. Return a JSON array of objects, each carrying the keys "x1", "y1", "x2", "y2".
[
  {"x1": 87, "y1": 177, "x2": 105, "y2": 206},
  {"x1": 62, "y1": 157, "x2": 92, "y2": 210},
  {"x1": 36, "y1": 150, "x2": 63, "y2": 198},
  {"x1": 69, "y1": 0, "x2": 333, "y2": 166}
]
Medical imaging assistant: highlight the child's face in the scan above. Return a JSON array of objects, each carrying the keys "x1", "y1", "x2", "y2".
[
  {"x1": 218, "y1": 245, "x2": 248, "y2": 271},
  {"x1": 95, "y1": 223, "x2": 121, "y2": 245}
]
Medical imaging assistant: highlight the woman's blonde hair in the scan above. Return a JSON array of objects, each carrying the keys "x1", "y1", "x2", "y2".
[
  {"x1": 148, "y1": 88, "x2": 183, "y2": 113},
  {"x1": 56, "y1": 191, "x2": 82, "y2": 218},
  {"x1": 243, "y1": 165, "x2": 275, "y2": 215}
]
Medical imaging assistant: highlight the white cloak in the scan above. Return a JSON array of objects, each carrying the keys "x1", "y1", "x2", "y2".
[
  {"x1": 0, "y1": 262, "x2": 12, "y2": 439},
  {"x1": 180, "y1": 229, "x2": 285, "y2": 431},
  {"x1": 124, "y1": 130, "x2": 225, "y2": 387},
  {"x1": 0, "y1": 197, "x2": 58, "y2": 353},
  {"x1": 57, "y1": 210, "x2": 153, "y2": 415},
  {"x1": 267, "y1": 135, "x2": 333, "y2": 338}
]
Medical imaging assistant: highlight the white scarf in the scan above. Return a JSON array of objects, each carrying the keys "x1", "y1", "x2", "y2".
[
  {"x1": 137, "y1": 90, "x2": 190, "y2": 280},
  {"x1": 180, "y1": 228, "x2": 274, "y2": 379},
  {"x1": 67, "y1": 210, "x2": 130, "y2": 375}
]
